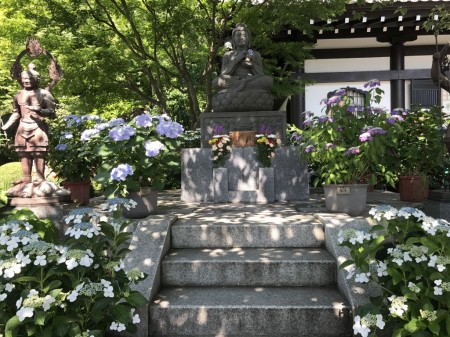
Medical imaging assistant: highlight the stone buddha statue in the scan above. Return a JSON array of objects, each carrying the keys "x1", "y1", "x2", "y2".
[{"x1": 212, "y1": 23, "x2": 274, "y2": 112}]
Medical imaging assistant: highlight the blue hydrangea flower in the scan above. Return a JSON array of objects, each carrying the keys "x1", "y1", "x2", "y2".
[
  {"x1": 157, "y1": 120, "x2": 184, "y2": 139},
  {"x1": 108, "y1": 118, "x2": 125, "y2": 127},
  {"x1": 94, "y1": 122, "x2": 110, "y2": 131},
  {"x1": 134, "y1": 114, "x2": 153, "y2": 128},
  {"x1": 56, "y1": 144, "x2": 67, "y2": 151},
  {"x1": 144, "y1": 140, "x2": 164, "y2": 157},
  {"x1": 109, "y1": 126, "x2": 136, "y2": 141},
  {"x1": 64, "y1": 115, "x2": 83, "y2": 126},
  {"x1": 80, "y1": 129, "x2": 100, "y2": 141},
  {"x1": 111, "y1": 164, "x2": 134, "y2": 181},
  {"x1": 368, "y1": 127, "x2": 386, "y2": 135},
  {"x1": 386, "y1": 115, "x2": 404, "y2": 124}
]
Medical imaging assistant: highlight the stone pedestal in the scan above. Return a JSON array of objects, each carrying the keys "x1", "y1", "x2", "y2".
[
  {"x1": 181, "y1": 146, "x2": 309, "y2": 203},
  {"x1": 424, "y1": 190, "x2": 450, "y2": 221},
  {"x1": 213, "y1": 168, "x2": 229, "y2": 203},
  {"x1": 200, "y1": 111, "x2": 286, "y2": 147},
  {"x1": 8, "y1": 197, "x2": 64, "y2": 237}
]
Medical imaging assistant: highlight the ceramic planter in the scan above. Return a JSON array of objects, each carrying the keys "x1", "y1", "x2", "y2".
[{"x1": 323, "y1": 184, "x2": 368, "y2": 216}]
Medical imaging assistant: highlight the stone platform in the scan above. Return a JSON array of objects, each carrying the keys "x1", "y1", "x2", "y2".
[{"x1": 181, "y1": 146, "x2": 309, "y2": 203}]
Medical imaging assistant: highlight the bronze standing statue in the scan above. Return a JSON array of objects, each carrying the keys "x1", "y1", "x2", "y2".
[
  {"x1": 2, "y1": 38, "x2": 63, "y2": 198},
  {"x1": 212, "y1": 23, "x2": 274, "y2": 112}
]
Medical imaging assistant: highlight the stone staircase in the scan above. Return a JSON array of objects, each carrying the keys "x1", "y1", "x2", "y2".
[{"x1": 149, "y1": 204, "x2": 353, "y2": 337}]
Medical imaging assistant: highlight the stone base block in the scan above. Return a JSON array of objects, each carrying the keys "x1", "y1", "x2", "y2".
[
  {"x1": 212, "y1": 90, "x2": 274, "y2": 112},
  {"x1": 423, "y1": 197, "x2": 450, "y2": 222},
  {"x1": 181, "y1": 146, "x2": 309, "y2": 203}
]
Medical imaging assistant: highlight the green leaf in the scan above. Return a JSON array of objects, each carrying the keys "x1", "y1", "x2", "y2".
[
  {"x1": 126, "y1": 291, "x2": 149, "y2": 306},
  {"x1": 112, "y1": 303, "x2": 132, "y2": 323},
  {"x1": 338, "y1": 260, "x2": 355, "y2": 270},
  {"x1": 5, "y1": 316, "x2": 21, "y2": 337},
  {"x1": 404, "y1": 317, "x2": 419, "y2": 333},
  {"x1": 34, "y1": 311, "x2": 46, "y2": 326}
]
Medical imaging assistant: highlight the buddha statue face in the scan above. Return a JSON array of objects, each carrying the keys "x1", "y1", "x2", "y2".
[{"x1": 232, "y1": 24, "x2": 251, "y2": 50}]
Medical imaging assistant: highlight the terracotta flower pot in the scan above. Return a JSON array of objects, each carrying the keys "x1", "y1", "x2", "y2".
[{"x1": 399, "y1": 176, "x2": 429, "y2": 202}]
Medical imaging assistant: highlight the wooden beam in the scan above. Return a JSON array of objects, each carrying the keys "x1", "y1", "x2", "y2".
[{"x1": 299, "y1": 69, "x2": 431, "y2": 83}]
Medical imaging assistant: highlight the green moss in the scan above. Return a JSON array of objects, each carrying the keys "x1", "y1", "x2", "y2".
[{"x1": 0, "y1": 162, "x2": 22, "y2": 191}]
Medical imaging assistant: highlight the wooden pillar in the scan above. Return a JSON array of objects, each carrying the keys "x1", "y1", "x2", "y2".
[{"x1": 390, "y1": 41, "x2": 405, "y2": 110}]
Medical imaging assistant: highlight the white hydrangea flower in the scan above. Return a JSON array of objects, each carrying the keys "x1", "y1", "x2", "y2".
[
  {"x1": 353, "y1": 315, "x2": 371, "y2": 337},
  {"x1": 34, "y1": 255, "x2": 47, "y2": 266},
  {"x1": 42, "y1": 295, "x2": 56, "y2": 311},
  {"x1": 376, "y1": 261, "x2": 388, "y2": 277},
  {"x1": 16, "y1": 306, "x2": 34, "y2": 321},
  {"x1": 355, "y1": 272, "x2": 370, "y2": 283}
]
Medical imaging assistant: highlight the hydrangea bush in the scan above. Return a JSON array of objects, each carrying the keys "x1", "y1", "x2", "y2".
[
  {"x1": 0, "y1": 199, "x2": 147, "y2": 337},
  {"x1": 81, "y1": 112, "x2": 183, "y2": 198},
  {"x1": 298, "y1": 80, "x2": 399, "y2": 186},
  {"x1": 339, "y1": 205, "x2": 450, "y2": 337}
]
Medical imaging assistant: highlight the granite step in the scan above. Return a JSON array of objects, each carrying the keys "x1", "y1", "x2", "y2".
[
  {"x1": 171, "y1": 209, "x2": 324, "y2": 248},
  {"x1": 161, "y1": 247, "x2": 336, "y2": 287},
  {"x1": 149, "y1": 286, "x2": 353, "y2": 337}
]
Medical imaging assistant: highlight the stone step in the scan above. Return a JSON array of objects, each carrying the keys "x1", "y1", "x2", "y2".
[
  {"x1": 149, "y1": 286, "x2": 352, "y2": 337},
  {"x1": 171, "y1": 208, "x2": 324, "y2": 248},
  {"x1": 161, "y1": 248, "x2": 336, "y2": 287}
]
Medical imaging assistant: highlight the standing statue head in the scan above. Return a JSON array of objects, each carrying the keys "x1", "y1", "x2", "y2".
[
  {"x1": 21, "y1": 63, "x2": 40, "y2": 90},
  {"x1": 231, "y1": 23, "x2": 252, "y2": 50}
]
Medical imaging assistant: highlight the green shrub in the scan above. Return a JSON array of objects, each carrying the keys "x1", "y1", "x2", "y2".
[{"x1": 0, "y1": 162, "x2": 22, "y2": 191}]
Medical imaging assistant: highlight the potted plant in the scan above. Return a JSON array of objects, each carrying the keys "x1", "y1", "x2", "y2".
[
  {"x1": 388, "y1": 106, "x2": 447, "y2": 202},
  {"x1": 299, "y1": 80, "x2": 398, "y2": 215},
  {"x1": 47, "y1": 114, "x2": 101, "y2": 205},
  {"x1": 82, "y1": 111, "x2": 183, "y2": 218}
]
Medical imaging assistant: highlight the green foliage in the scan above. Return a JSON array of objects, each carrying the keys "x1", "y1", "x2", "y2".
[
  {"x1": 0, "y1": 162, "x2": 22, "y2": 192},
  {"x1": 0, "y1": 199, "x2": 147, "y2": 337},
  {"x1": 339, "y1": 205, "x2": 450, "y2": 337},
  {"x1": 386, "y1": 106, "x2": 447, "y2": 181},
  {"x1": 47, "y1": 110, "x2": 101, "y2": 182}
]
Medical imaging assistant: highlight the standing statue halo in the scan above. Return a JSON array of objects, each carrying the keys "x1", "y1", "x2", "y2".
[{"x1": 10, "y1": 37, "x2": 64, "y2": 91}]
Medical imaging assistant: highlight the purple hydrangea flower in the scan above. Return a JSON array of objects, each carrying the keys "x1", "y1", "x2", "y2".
[
  {"x1": 326, "y1": 95, "x2": 342, "y2": 105},
  {"x1": 334, "y1": 88, "x2": 347, "y2": 96},
  {"x1": 324, "y1": 143, "x2": 336, "y2": 150},
  {"x1": 111, "y1": 164, "x2": 134, "y2": 181},
  {"x1": 318, "y1": 115, "x2": 333, "y2": 123},
  {"x1": 345, "y1": 147, "x2": 361, "y2": 155},
  {"x1": 157, "y1": 120, "x2": 184, "y2": 139},
  {"x1": 56, "y1": 144, "x2": 67, "y2": 150},
  {"x1": 134, "y1": 114, "x2": 153, "y2": 128},
  {"x1": 303, "y1": 118, "x2": 313, "y2": 127},
  {"x1": 305, "y1": 145, "x2": 316, "y2": 153},
  {"x1": 290, "y1": 132, "x2": 302, "y2": 143},
  {"x1": 144, "y1": 140, "x2": 164, "y2": 157},
  {"x1": 371, "y1": 107, "x2": 387, "y2": 114},
  {"x1": 302, "y1": 111, "x2": 313, "y2": 117},
  {"x1": 359, "y1": 132, "x2": 373, "y2": 142},
  {"x1": 363, "y1": 79, "x2": 380, "y2": 88},
  {"x1": 386, "y1": 115, "x2": 404, "y2": 124},
  {"x1": 368, "y1": 127, "x2": 386, "y2": 135},
  {"x1": 80, "y1": 129, "x2": 100, "y2": 141},
  {"x1": 109, "y1": 125, "x2": 136, "y2": 141}
]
